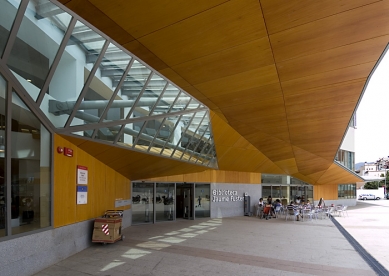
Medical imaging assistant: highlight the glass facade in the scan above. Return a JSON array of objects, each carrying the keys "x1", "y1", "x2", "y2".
[
  {"x1": 338, "y1": 184, "x2": 356, "y2": 199},
  {"x1": 335, "y1": 149, "x2": 355, "y2": 171},
  {"x1": 261, "y1": 174, "x2": 313, "y2": 205},
  {"x1": 195, "y1": 183, "x2": 210, "y2": 218},
  {"x1": 0, "y1": 72, "x2": 51, "y2": 237},
  {"x1": 0, "y1": 0, "x2": 217, "y2": 168},
  {"x1": 132, "y1": 182, "x2": 154, "y2": 224},
  {"x1": 132, "y1": 182, "x2": 210, "y2": 224}
]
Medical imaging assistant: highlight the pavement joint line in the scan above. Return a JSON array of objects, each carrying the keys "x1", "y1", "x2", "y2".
[{"x1": 330, "y1": 215, "x2": 389, "y2": 276}]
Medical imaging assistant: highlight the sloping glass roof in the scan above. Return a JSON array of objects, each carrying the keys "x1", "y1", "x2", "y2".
[{"x1": 0, "y1": 0, "x2": 218, "y2": 168}]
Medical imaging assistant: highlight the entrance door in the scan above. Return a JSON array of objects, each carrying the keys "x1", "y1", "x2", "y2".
[{"x1": 176, "y1": 184, "x2": 193, "y2": 219}]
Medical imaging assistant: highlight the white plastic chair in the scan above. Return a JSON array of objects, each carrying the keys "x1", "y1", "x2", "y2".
[
  {"x1": 275, "y1": 206, "x2": 281, "y2": 218},
  {"x1": 337, "y1": 205, "x2": 348, "y2": 217}
]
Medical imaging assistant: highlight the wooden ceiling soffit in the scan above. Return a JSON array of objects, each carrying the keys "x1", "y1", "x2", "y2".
[
  {"x1": 269, "y1": 1, "x2": 389, "y2": 62},
  {"x1": 261, "y1": 0, "x2": 379, "y2": 35},
  {"x1": 208, "y1": 82, "x2": 283, "y2": 109},
  {"x1": 157, "y1": 68, "x2": 190, "y2": 88},
  {"x1": 287, "y1": 102, "x2": 355, "y2": 124},
  {"x1": 219, "y1": 96, "x2": 286, "y2": 121},
  {"x1": 89, "y1": 0, "x2": 229, "y2": 39},
  {"x1": 290, "y1": 172, "x2": 317, "y2": 186},
  {"x1": 281, "y1": 63, "x2": 373, "y2": 96},
  {"x1": 292, "y1": 146, "x2": 333, "y2": 176},
  {"x1": 247, "y1": 133, "x2": 295, "y2": 162},
  {"x1": 122, "y1": 40, "x2": 168, "y2": 71},
  {"x1": 217, "y1": 147, "x2": 267, "y2": 172},
  {"x1": 276, "y1": 35, "x2": 389, "y2": 82},
  {"x1": 194, "y1": 65, "x2": 279, "y2": 98},
  {"x1": 171, "y1": 37, "x2": 274, "y2": 85},
  {"x1": 63, "y1": 0, "x2": 134, "y2": 45},
  {"x1": 211, "y1": 112, "x2": 242, "y2": 147},
  {"x1": 284, "y1": 80, "x2": 365, "y2": 113},
  {"x1": 212, "y1": 109, "x2": 228, "y2": 123},
  {"x1": 316, "y1": 163, "x2": 363, "y2": 185},
  {"x1": 257, "y1": 159, "x2": 287, "y2": 175},
  {"x1": 274, "y1": 158, "x2": 298, "y2": 175},
  {"x1": 138, "y1": 0, "x2": 266, "y2": 66},
  {"x1": 122, "y1": 161, "x2": 207, "y2": 181}
]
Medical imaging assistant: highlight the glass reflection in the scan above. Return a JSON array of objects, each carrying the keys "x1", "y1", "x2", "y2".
[
  {"x1": 156, "y1": 183, "x2": 174, "y2": 222},
  {"x1": 0, "y1": 0, "x2": 21, "y2": 58},
  {"x1": 132, "y1": 182, "x2": 153, "y2": 224},
  {"x1": 0, "y1": 74, "x2": 6, "y2": 237},
  {"x1": 195, "y1": 184, "x2": 210, "y2": 218},
  {"x1": 11, "y1": 92, "x2": 51, "y2": 234},
  {"x1": 7, "y1": 0, "x2": 72, "y2": 101}
]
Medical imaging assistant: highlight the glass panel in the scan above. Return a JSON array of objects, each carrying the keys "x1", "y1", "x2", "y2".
[
  {"x1": 0, "y1": 0, "x2": 21, "y2": 58},
  {"x1": 195, "y1": 184, "x2": 210, "y2": 218},
  {"x1": 156, "y1": 183, "x2": 174, "y2": 222},
  {"x1": 0, "y1": 74, "x2": 6, "y2": 237},
  {"x1": 11, "y1": 91, "x2": 51, "y2": 235},
  {"x1": 132, "y1": 74, "x2": 167, "y2": 118},
  {"x1": 150, "y1": 84, "x2": 179, "y2": 116},
  {"x1": 71, "y1": 43, "x2": 132, "y2": 128},
  {"x1": 7, "y1": 0, "x2": 72, "y2": 101},
  {"x1": 43, "y1": 20, "x2": 105, "y2": 128},
  {"x1": 132, "y1": 182, "x2": 153, "y2": 224}
]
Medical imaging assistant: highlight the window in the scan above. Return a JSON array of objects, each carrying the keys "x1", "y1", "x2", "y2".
[{"x1": 338, "y1": 184, "x2": 356, "y2": 199}]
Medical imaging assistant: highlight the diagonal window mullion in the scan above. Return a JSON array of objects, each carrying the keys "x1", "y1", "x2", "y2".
[
  {"x1": 179, "y1": 111, "x2": 207, "y2": 160},
  {"x1": 91, "y1": 57, "x2": 134, "y2": 139},
  {"x1": 188, "y1": 123, "x2": 209, "y2": 162},
  {"x1": 160, "y1": 98, "x2": 195, "y2": 155},
  {"x1": 195, "y1": 135, "x2": 212, "y2": 164},
  {"x1": 64, "y1": 39, "x2": 110, "y2": 128},
  {"x1": 36, "y1": 16, "x2": 77, "y2": 106},
  {"x1": 55, "y1": 106, "x2": 208, "y2": 134},
  {"x1": 170, "y1": 110, "x2": 198, "y2": 159},
  {"x1": 148, "y1": 82, "x2": 169, "y2": 115},
  {"x1": 132, "y1": 120, "x2": 148, "y2": 148},
  {"x1": 1, "y1": 0, "x2": 28, "y2": 62},
  {"x1": 113, "y1": 71, "x2": 154, "y2": 143},
  {"x1": 146, "y1": 116, "x2": 167, "y2": 153}
]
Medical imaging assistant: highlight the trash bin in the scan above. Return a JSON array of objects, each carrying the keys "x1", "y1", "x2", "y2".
[{"x1": 92, "y1": 210, "x2": 124, "y2": 244}]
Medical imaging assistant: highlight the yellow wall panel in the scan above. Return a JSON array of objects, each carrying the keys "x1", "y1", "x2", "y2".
[
  {"x1": 54, "y1": 135, "x2": 77, "y2": 227},
  {"x1": 313, "y1": 184, "x2": 338, "y2": 200},
  {"x1": 54, "y1": 134, "x2": 131, "y2": 228},
  {"x1": 140, "y1": 170, "x2": 261, "y2": 184}
]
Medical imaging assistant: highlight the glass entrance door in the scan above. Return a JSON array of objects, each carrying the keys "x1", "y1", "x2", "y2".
[{"x1": 176, "y1": 184, "x2": 193, "y2": 219}]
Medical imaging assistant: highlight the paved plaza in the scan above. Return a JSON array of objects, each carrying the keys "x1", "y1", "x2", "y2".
[{"x1": 31, "y1": 200, "x2": 389, "y2": 276}]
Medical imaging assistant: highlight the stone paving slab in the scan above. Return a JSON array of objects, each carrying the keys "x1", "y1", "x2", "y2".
[
  {"x1": 333, "y1": 199, "x2": 389, "y2": 272},
  {"x1": 34, "y1": 213, "x2": 376, "y2": 276}
]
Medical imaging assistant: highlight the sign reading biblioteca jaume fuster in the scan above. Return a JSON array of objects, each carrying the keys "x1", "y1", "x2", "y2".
[{"x1": 212, "y1": 189, "x2": 244, "y2": 202}]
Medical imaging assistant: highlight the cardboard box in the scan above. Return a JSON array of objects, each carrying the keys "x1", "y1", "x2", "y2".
[{"x1": 92, "y1": 218, "x2": 122, "y2": 243}]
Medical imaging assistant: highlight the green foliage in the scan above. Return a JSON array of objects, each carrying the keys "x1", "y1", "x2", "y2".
[{"x1": 364, "y1": 181, "x2": 379, "y2": 189}]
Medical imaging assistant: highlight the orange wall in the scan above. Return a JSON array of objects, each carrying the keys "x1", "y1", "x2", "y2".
[
  {"x1": 142, "y1": 170, "x2": 261, "y2": 184},
  {"x1": 313, "y1": 184, "x2": 338, "y2": 201},
  {"x1": 53, "y1": 134, "x2": 130, "y2": 228}
]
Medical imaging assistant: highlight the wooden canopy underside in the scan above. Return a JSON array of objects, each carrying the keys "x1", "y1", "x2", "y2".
[{"x1": 58, "y1": 0, "x2": 389, "y2": 184}]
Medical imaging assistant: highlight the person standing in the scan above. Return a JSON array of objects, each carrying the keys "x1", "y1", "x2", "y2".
[{"x1": 198, "y1": 196, "x2": 201, "y2": 207}]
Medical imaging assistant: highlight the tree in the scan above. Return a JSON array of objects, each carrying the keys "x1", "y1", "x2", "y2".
[{"x1": 364, "y1": 181, "x2": 379, "y2": 189}]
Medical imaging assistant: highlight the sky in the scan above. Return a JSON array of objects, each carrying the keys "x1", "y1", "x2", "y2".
[{"x1": 354, "y1": 47, "x2": 389, "y2": 163}]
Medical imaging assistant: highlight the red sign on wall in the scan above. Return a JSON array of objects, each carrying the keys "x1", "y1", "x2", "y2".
[{"x1": 64, "y1": 147, "x2": 73, "y2": 157}]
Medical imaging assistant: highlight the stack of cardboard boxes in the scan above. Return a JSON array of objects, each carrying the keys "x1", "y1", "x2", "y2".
[{"x1": 92, "y1": 210, "x2": 123, "y2": 244}]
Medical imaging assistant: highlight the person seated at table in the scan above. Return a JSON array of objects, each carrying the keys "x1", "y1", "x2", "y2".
[
  {"x1": 273, "y1": 199, "x2": 282, "y2": 217},
  {"x1": 263, "y1": 203, "x2": 272, "y2": 220},
  {"x1": 267, "y1": 195, "x2": 273, "y2": 205},
  {"x1": 258, "y1": 197, "x2": 265, "y2": 207},
  {"x1": 305, "y1": 200, "x2": 312, "y2": 209},
  {"x1": 317, "y1": 198, "x2": 326, "y2": 208},
  {"x1": 257, "y1": 198, "x2": 264, "y2": 218},
  {"x1": 295, "y1": 196, "x2": 301, "y2": 204},
  {"x1": 287, "y1": 201, "x2": 301, "y2": 221}
]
